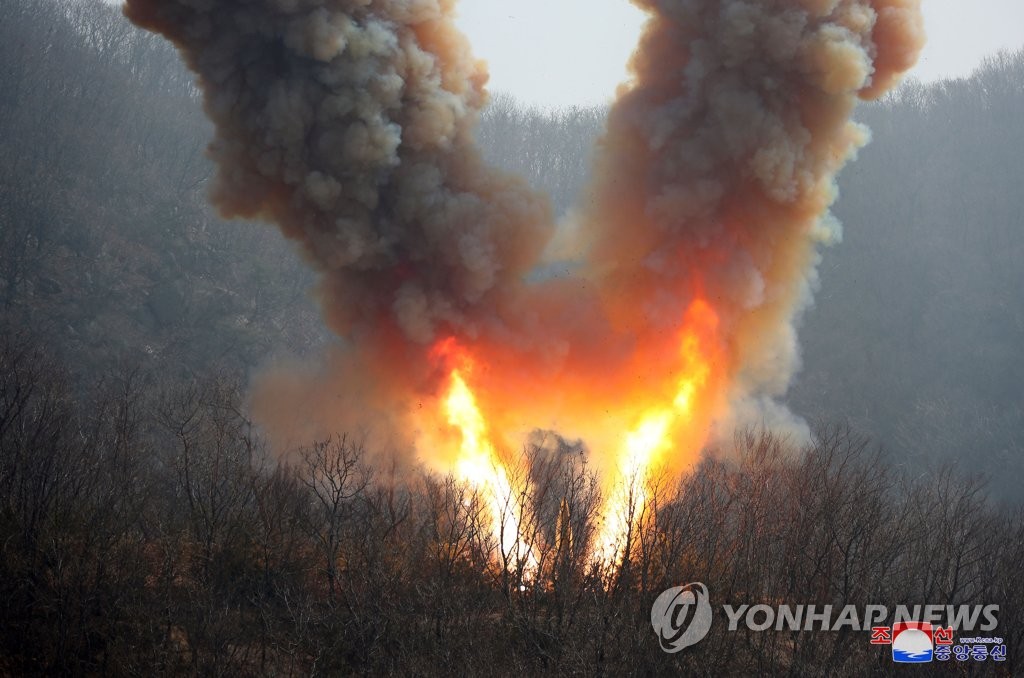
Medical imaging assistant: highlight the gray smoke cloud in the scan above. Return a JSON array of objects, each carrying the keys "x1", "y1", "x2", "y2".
[
  {"x1": 124, "y1": 0, "x2": 924, "y2": 475},
  {"x1": 126, "y1": 0, "x2": 553, "y2": 348}
]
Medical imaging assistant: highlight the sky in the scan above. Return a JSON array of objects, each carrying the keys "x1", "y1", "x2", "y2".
[{"x1": 455, "y1": 0, "x2": 1024, "y2": 108}]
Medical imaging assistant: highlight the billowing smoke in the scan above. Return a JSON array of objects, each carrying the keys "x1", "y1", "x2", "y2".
[
  {"x1": 125, "y1": 0, "x2": 552, "y2": 347},
  {"x1": 124, "y1": 0, "x2": 923, "y2": 486},
  {"x1": 576, "y1": 0, "x2": 925, "y2": 441}
]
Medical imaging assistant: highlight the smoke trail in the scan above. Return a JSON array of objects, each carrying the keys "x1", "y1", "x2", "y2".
[
  {"x1": 123, "y1": 0, "x2": 923, "y2": 488},
  {"x1": 577, "y1": 0, "x2": 925, "y2": 441},
  {"x1": 124, "y1": 0, "x2": 552, "y2": 351}
]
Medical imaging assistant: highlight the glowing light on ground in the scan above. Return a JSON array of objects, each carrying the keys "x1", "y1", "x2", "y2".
[
  {"x1": 594, "y1": 299, "x2": 720, "y2": 566},
  {"x1": 437, "y1": 343, "x2": 537, "y2": 573}
]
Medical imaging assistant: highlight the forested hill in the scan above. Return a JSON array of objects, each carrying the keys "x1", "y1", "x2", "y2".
[
  {"x1": 791, "y1": 59, "x2": 1024, "y2": 498},
  {"x1": 2, "y1": 0, "x2": 1023, "y2": 497},
  {"x1": 2, "y1": 1, "x2": 1024, "y2": 674},
  {"x1": 0, "y1": 0, "x2": 327, "y2": 377}
]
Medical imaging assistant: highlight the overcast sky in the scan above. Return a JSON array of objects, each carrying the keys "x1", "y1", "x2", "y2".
[{"x1": 455, "y1": 0, "x2": 1024, "y2": 108}]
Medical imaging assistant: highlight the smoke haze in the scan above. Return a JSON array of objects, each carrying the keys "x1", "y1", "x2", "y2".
[{"x1": 124, "y1": 0, "x2": 924, "y2": 477}]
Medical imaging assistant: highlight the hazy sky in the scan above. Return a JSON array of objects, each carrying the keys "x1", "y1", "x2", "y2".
[{"x1": 455, "y1": 0, "x2": 1024, "y2": 108}]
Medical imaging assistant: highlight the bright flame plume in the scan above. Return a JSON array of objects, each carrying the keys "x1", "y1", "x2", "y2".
[
  {"x1": 125, "y1": 0, "x2": 925, "y2": 576},
  {"x1": 435, "y1": 341, "x2": 537, "y2": 572},
  {"x1": 595, "y1": 299, "x2": 723, "y2": 565}
]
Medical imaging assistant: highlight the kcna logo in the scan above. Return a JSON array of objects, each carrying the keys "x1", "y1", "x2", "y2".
[
  {"x1": 650, "y1": 582, "x2": 713, "y2": 653},
  {"x1": 890, "y1": 621, "x2": 935, "y2": 663}
]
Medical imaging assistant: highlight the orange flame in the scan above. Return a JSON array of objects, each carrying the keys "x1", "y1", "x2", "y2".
[
  {"x1": 433, "y1": 340, "x2": 537, "y2": 572},
  {"x1": 428, "y1": 299, "x2": 725, "y2": 570},
  {"x1": 594, "y1": 299, "x2": 723, "y2": 565}
]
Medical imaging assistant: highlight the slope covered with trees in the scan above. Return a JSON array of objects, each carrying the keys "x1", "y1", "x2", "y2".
[
  {"x1": 791, "y1": 62, "x2": 1024, "y2": 498},
  {"x1": 1, "y1": 0, "x2": 1023, "y2": 674},
  {"x1": 2, "y1": 329, "x2": 1022, "y2": 674},
  {"x1": 0, "y1": 0, "x2": 327, "y2": 378}
]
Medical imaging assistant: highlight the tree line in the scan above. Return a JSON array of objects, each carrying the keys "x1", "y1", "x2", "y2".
[
  {"x1": 3, "y1": 1, "x2": 1021, "y2": 500},
  {"x1": 1, "y1": 329, "x2": 1021, "y2": 675},
  {"x1": 1, "y1": 0, "x2": 1023, "y2": 673}
]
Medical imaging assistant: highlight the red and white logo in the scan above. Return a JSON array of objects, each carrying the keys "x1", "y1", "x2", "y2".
[{"x1": 892, "y1": 621, "x2": 934, "y2": 663}]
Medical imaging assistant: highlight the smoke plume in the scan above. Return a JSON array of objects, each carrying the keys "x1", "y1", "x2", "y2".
[
  {"x1": 124, "y1": 0, "x2": 923, "y2": 484},
  {"x1": 577, "y1": 0, "x2": 925, "y2": 441}
]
